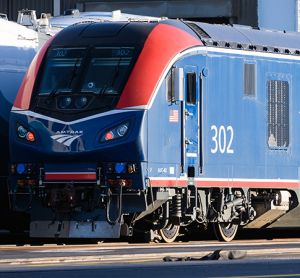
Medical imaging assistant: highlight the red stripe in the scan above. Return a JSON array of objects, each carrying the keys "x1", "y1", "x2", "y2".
[
  {"x1": 149, "y1": 179, "x2": 187, "y2": 187},
  {"x1": 14, "y1": 36, "x2": 55, "y2": 110},
  {"x1": 117, "y1": 23, "x2": 202, "y2": 108},
  {"x1": 45, "y1": 173, "x2": 97, "y2": 181},
  {"x1": 149, "y1": 179, "x2": 300, "y2": 189}
]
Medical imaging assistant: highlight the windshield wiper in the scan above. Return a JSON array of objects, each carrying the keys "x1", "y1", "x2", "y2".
[
  {"x1": 100, "y1": 57, "x2": 121, "y2": 95},
  {"x1": 44, "y1": 89, "x2": 72, "y2": 104},
  {"x1": 68, "y1": 58, "x2": 81, "y2": 89},
  {"x1": 45, "y1": 89, "x2": 59, "y2": 104}
]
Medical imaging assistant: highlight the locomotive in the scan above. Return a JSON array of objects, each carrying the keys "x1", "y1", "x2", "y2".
[
  {"x1": 0, "y1": 19, "x2": 37, "y2": 230},
  {"x1": 9, "y1": 19, "x2": 300, "y2": 242}
]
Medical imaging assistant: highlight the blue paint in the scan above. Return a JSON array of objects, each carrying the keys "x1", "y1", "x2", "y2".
[{"x1": 16, "y1": 164, "x2": 26, "y2": 175}]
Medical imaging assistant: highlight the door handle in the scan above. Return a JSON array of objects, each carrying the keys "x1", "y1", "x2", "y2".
[
  {"x1": 185, "y1": 138, "x2": 193, "y2": 145},
  {"x1": 185, "y1": 110, "x2": 193, "y2": 117}
]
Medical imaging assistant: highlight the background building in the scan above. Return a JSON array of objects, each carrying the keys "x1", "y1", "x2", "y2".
[
  {"x1": 0, "y1": 0, "x2": 257, "y2": 26},
  {"x1": 258, "y1": 0, "x2": 300, "y2": 31},
  {"x1": 0, "y1": 0, "x2": 299, "y2": 31}
]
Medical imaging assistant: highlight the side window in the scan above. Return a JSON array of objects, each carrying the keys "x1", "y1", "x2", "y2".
[
  {"x1": 166, "y1": 69, "x2": 174, "y2": 103},
  {"x1": 186, "y1": 72, "x2": 196, "y2": 105},
  {"x1": 244, "y1": 63, "x2": 256, "y2": 97},
  {"x1": 267, "y1": 80, "x2": 289, "y2": 149}
]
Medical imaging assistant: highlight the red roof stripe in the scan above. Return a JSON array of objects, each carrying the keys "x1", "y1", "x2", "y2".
[
  {"x1": 14, "y1": 36, "x2": 54, "y2": 110},
  {"x1": 117, "y1": 23, "x2": 202, "y2": 108}
]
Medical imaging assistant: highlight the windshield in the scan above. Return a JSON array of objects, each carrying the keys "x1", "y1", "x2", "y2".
[
  {"x1": 82, "y1": 47, "x2": 134, "y2": 94},
  {"x1": 37, "y1": 47, "x2": 85, "y2": 94},
  {"x1": 36, "y1": 47, "x2": 134, "y2": 96}
]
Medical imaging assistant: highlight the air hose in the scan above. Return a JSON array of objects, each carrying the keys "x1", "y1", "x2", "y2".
[{"x1": 106, "y1": 185, "x2": 123, "y2": 225}]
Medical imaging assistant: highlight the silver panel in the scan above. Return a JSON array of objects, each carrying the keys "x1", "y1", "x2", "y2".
[
  {"x1": 30, "y1": 220, "x2": 121, "y2": 238},
  {"x1": 269, "y1": 206, "x2": 300, "y2": 228},
  {"x1": 69, "y1": 221, "x2": 121, "y2": 238},
  {"x1": 245, "y1": 209, "x2": 286, "y2": 229}
]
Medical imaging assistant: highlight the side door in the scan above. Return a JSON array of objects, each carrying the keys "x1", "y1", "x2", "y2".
[{"x1": 181, "y1": 64, "x2": 204, "y2": 177}]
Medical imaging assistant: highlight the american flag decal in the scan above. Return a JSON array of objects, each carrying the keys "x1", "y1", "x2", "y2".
[{"x1": 169, "y1": 109, "x2": 179, "y2": 122}]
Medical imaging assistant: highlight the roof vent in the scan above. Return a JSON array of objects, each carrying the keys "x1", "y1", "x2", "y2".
[{"x1": 186, "y1": 22, "x2": 211, "y2": 39}]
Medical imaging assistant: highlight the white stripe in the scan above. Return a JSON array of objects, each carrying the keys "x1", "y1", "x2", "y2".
[
  {"x1": 51, "y1": 134, "x2": 70, "y2": 140},
  {"x1": 56, "y1": 135, "x2": 74, "y2": 143},
  {"x1": 186, "y1": 152, "x2": 197, "y2": 157},
  {"x1": 205, "y1": 46, "x2": 300, "y2": 60},
  {"x1": 147, "y1": 45, "x2": 300, "y2": 109},
  {"x1": 62, "y1": 135, "x2": 82, "y2": 147},
  {"x1": 149, "y1": 177, "x2": 187, "y2": 181},
  {"x1": 148, "y1": 177, "x2": 298, "y2": 183},
  {"x1": 11, "y1": 108, "x2": 141, "y2": 125}
]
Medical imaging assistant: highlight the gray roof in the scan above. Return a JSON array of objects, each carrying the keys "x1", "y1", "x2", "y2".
[{"x1": 188, "y1": 21, "x2": 300, "y2": 53}]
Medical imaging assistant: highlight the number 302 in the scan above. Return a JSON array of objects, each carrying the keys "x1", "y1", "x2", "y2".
[{"x1": 210, "y1": 125, "x2": 234, "y2": 154}]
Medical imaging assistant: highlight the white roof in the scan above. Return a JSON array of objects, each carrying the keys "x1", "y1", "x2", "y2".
[
  {"x1": 0, "y1": 18, "x2": 38, "y2": 48},
  {"x1": 49, "y1": 10, "x2": 161, "y2": 29}
]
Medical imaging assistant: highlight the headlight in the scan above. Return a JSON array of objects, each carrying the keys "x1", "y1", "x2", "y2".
[
  {"x1": 17, "y1": 125, "x2": 35, "y2": 142},
  {"x1": 17, "y1": 126, "x2": 27, "y2": 138},
  {"x1": 100, "y1": 122, "x2": 130, "y2": 142},
  {"x1": 116, "y1": 124, "x2": 128, "y2": 137},
  {"x1": 75, "y1": 96, "x2": 88, "y2": 109},
  {"x1": 58, "y1": 96, "x2": 72, "y2": 109}
]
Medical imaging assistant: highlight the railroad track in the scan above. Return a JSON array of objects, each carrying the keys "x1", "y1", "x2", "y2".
[{"x1": 1, "y1": 238, "x2": 300, "y2": 267}]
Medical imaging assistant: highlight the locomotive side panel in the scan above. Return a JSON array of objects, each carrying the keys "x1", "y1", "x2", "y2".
[{"x1": 203, "y1": 50, "x2": 299, "y2": 185}]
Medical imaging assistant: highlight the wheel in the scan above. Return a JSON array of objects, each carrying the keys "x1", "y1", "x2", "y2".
[
  {"x1": 213, "y1": 222, "x2": 238, "y2": 242},
  {"x1": 158, "y1": 224, "x2": 180, "y2": 243}
]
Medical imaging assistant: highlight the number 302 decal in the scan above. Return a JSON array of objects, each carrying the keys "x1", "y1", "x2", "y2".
[{"x1": 210, "y1": 125, "x2": 234, "y2": 154}]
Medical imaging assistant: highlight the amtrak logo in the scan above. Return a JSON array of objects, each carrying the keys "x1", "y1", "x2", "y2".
[{"x1": 51, "y1": 131, "x2": 83, "y2": 147}]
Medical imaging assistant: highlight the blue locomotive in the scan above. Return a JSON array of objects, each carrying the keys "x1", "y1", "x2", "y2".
[{"x1": 9, "y1": 19, "x2": 300, "y2": 241}]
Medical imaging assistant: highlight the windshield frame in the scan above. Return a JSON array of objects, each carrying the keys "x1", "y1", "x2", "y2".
[
  {"x1": 33, "y1": 46, "x2": 135, "y2": 97},
  {"x1": 30, "y1": 45, "x2": 138, "y2": 119}
]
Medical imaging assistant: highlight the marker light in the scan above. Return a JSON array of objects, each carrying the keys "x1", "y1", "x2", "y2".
[
  {"x1": 100, "y1": 122, "x2": 130, "y2": 143},
  {"x1": 17, "y1": 125, "x2": 36, "y2": 142},
  {"x1": 107, "y1": 179, "x2": 132, "y2": 187},
  {"x1": 115, "y1": 163, "x2": 126, "y2": 174},
  {"x1": 16, "y1": 163, "x2": 26, "y2": 174},
  {"x1": 105, "y1": 131, "x2": 114, "y2": 141},
  {"x1": 26, "y1": 132, "x2": 35, "y2": 142}
]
